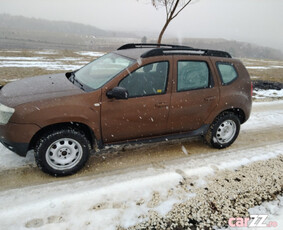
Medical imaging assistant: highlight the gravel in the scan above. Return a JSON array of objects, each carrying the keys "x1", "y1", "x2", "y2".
[{"x1": 121, "y1": 155, "x2": 283, "y2": 230}]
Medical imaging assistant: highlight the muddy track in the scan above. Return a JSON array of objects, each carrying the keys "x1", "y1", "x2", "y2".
[{"x1": 0, "y1": 102, "x2": 282, "y2": 192}]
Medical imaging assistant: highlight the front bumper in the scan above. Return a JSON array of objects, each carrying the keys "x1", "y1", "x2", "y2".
[
  {"x1": 0, "y1": 138, "x2": 29, "y2": 157},
  {"x1": 0, "y1": 122, "x2": 40, "y2": 157}
]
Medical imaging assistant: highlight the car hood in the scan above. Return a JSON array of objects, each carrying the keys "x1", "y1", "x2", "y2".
[{"x1": 0, "y1": 73, "x2": 84, "y2": 107}]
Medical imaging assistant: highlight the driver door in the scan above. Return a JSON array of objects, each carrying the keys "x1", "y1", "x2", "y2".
[{"x1": 101, "y1": 60, "x2": 172, "y2": 144}]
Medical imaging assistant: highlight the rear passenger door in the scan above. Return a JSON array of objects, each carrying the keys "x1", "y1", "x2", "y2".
[{"x1": 168, "y1": 56, "x2": 219, "y2": 132}]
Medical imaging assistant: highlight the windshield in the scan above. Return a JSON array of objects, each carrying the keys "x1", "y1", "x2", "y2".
[{"x1": 75, "y1": 53, "x2": 135, "y2": 90}]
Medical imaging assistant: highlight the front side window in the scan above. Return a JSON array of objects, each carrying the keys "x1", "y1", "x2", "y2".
[
  {"x1": 217, "y1": 62, "x2": 238, "y2": 85},
  {"x1": 75, "y1": 53, "x2": 135, "y2": 90},
  {"x1": 177, "y1": 61, "x2": 210, "y2": 91},
  {"x1": 119, "y1": 62, "x2": 168, "y2": 98}
]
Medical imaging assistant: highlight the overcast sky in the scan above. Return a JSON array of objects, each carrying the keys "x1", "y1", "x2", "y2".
[{"x1": 0, "y1": 0, "x2": 282, "y2": 51}]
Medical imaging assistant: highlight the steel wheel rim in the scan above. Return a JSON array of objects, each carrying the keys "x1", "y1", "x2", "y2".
[
  {"x1": 46, "y1": 138, "x2": 83, "y2": 170},
  {"x1": 216, "y1": 120, "x2": 237, "y2": 144}
]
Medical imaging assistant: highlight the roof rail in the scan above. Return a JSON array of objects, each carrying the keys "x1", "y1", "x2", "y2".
[
  {"x1": 158, "y1": 48, "x2": 231, "y2": 58},
  {"x1": 117, "y1": 43, "x2": 192, "y2": 50},
  {"x1": 117, "y1": 43, "x2": 232, "y2": 58}
]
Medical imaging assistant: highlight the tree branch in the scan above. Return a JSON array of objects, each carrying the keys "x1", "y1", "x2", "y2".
[
  {"x1": 168, "y1": 0, "x2": 180, "y2": 21},
  {"x1": 168, "y1": 0, "x2": 175, "y2": 16},
  {"x1": 165, "y1": 0, "x2": 169, "y2": 19},
  {"x1": 171, "y1": 0, "x2": 192, "y2": 20},
  {"x1": 150, "y1": 0, "x2": 194, "y2": 44}
]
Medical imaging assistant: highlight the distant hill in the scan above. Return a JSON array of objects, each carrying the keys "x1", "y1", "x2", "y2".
[
  {"x1": 163, "y1": 38, "x2": 283, "y2": 60},
  {"x1": 0, "y1": 14, "x2": 138, "y2": 51},
  {"x1": 0, "y1": 14, "x2": 134, "y2": 38},
  {"x1": 0, "y1": 14, "x2": 282, "y2": 60}
]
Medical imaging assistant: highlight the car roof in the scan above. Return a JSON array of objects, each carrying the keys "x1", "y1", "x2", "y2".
[
  {"x1": 113, "y1": 43, "x2": 232, "y2": 59},
  {"x1": 113, "y1": 48, "x2": 153, "y2": 60}
]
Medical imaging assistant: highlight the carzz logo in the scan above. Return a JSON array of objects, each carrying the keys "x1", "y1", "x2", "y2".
[{"x1": 228, "y1": 215, "x2": 278, "y2": 228}]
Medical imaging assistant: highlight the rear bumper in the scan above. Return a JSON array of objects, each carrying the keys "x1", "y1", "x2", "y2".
[{"x1": 0, "y1": 138, "x2": 29, "y2": 157}]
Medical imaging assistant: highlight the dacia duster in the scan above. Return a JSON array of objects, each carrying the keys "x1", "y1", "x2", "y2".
[{"x1": 0, "y1": 44, "x2": 252, "y2": 176}]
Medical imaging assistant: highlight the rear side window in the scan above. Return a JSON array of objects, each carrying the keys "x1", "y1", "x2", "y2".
[
  {"x1": 177, "y1": 61, "x2": 210, "y2": 92},
  {"x1": 217, "y1": 62, "x2": 238, "y2": 85}
]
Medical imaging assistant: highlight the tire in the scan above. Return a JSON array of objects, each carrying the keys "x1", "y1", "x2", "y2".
[
  {"x1": 34, "y1": 128, "x2": 91, "y2": 176},
  {"x1": 205, "y1": 112, "x2": 240, "y2": 149}
]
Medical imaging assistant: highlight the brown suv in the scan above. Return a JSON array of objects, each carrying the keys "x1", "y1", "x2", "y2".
[{"x1": 0, "y1": 44, "x2": 252, "y2": 176}]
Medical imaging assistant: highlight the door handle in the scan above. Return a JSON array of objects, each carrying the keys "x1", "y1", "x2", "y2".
[
  {"x1": 204, "y1": 96, "x2": 216, "y2": 101},
  {"x1": 155, "y1": 102, "x2": 168, "y2": 108}
]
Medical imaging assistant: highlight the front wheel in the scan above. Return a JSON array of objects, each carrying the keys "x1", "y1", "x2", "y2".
[
  {"x1": 34, "y1": 129, "x2": 91, "y2": 176},
  {"x1": 205, "y1": 112, "x2": 240, "y2": 149}
]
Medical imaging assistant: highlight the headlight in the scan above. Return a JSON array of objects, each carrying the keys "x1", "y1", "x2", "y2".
[{"x1": 0, "y1": 103, "x2": 15, "y2": 125}]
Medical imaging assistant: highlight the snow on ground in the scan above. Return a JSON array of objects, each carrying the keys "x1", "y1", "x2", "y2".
[
  {"x1": 0, "y1": 56, "x2": 45, "y2": 60},
  {"x1": 1, "y1": 78, "x2": 19, "y2": 82},
  {"x1": 246, "y1": 66, "x2": 283, "y2": 70},
  {"x1": 0, "y1": 60, "x2": 84, "y2": 70},
  {"x1": 0, "y1": 146, "x2": 35, "y2": 170},
  {"x1": 242, "y1": 100, "x2": 283, "y2": 131},
  {"x1": 0, "y1": 144, "x2": 282, "y2": 230},
  {"x1": 75, "y1": 51, "x2": 105, "y2": 57},
  {"x1": 0, "y1": 50, "x2": 103, "y2": 71},
  {"x1": 225, "y1": 196, "x2": 283, "y2": 230},
  {"x1": 0, "y1": 100, "x2": 283, "y2": 230},
  {"x1": 247, "y1": 196, "x2": 283, "y2": 229},
  {"x1": 253, "y1": 89, "x2": 283, "y2": 99},
  {"x1": 33, "y1": 50, "x2": 58, "y2": 55}
]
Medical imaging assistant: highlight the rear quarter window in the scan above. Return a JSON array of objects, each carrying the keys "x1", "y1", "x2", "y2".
[{"x1": 217, "y1": 62, "x2": 238, "y2": 85}]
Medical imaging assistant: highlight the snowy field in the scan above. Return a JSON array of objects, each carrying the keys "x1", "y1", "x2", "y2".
[
  {"x1": 0, "y1": 50, "x2": 104, "y2": 71},
  {"x1": 253, "y1": 88, "x2": 283, "y2": 99},
  {"x1": 0, "y1": 50, "x2": 105, "y2": 85},
  {"x1": 242, "y1": 58, "x2": 283, "y2": 83}
]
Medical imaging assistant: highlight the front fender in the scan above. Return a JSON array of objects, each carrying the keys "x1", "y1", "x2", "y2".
[{"x1": 10, "y1": 92, "x2": 102, "y2": 140}]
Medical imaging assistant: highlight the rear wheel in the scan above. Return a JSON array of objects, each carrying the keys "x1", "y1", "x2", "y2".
[
  {"x1": 205, "y1": 112, "x2": 240, "y2": 149},
  {"x1": 35, "y1": 129, "x2": 91, "y2": 176}
]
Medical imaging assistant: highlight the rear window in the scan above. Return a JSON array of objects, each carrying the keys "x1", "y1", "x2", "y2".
[{"x1": 217, "y1": 62, "x2": 238, "y2": 85}]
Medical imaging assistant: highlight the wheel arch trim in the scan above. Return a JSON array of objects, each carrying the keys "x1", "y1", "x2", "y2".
[{"x1": 28, "y1": 122, "x2": 97, "y2": 151}]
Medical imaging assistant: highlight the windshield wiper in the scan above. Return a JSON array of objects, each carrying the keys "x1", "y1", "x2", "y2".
[{"x1": 69, "y1": 72, "x2": 85, "y2": 91}]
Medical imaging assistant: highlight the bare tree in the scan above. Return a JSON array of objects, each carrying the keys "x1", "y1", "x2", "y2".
[{"x1": 152, "y1": 0, "x2": 193, "y2": 44}]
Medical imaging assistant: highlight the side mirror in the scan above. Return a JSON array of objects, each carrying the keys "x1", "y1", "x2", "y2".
[
  {"x1": 65, "y1": 72, "x2": 72, "y2": 78},
  {"x1": 106, "y1": 87, "x2": 129, "y2": 100}
]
